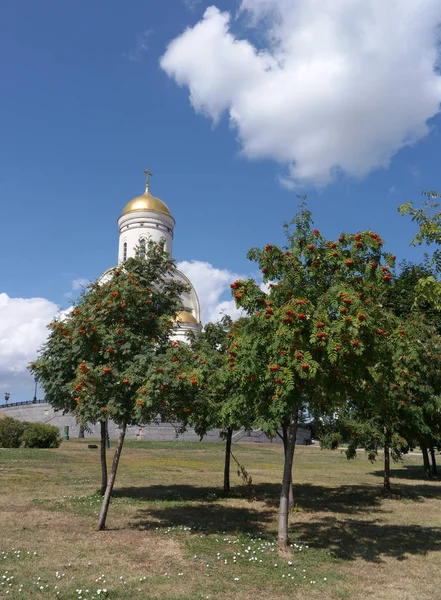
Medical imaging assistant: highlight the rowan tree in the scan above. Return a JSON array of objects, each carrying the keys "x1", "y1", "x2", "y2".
[
  {"x1": 320, "y1": 314, "x2": 441, "y2": 487},
  {"x1": 318, "y1": 330, "x2": 409, "y2": 492},
  {"x1": 136, "y1": 316, "x2": 253, "y2": 493},
  {"x1": 386, "y1": 261, "x2": 441, "y2": 474},
  {"x1": 134, "y1": 339, "x2": 203, "y2": 435},
  {"x1": 399, "y1": 190, "x2": 441, "y2": 308},
  {"x1": 188, "y1": 316, "x2": 254, "y2": 493},
  {"x1": 229, "y1": 208, "x2": 398, "y2": 549},
  {"x1": 392, "y1": 317, "x2": 441, "y2": 477},
  {"x1": 30, "y1": 242, "x2": 187, "y2": 530}
]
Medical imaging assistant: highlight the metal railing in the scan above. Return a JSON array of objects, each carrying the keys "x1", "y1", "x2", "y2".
[{"x1": 1, "y1": 399, "x2": 48, "y2": 408}]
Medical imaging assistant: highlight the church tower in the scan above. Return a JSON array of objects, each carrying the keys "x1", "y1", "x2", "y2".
[
  {"x1": 118, "y1": 170, "x2": 175, "y2": 261},
  {"x1": 111, "y1": 171, "x2": 202, "y2": 341}
]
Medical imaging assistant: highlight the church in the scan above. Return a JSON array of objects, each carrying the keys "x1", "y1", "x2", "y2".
[{"x1": 99, "y1": 170, "x2": 202, "y2": 343}]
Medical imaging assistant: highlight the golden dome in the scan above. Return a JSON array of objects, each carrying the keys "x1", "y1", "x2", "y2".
[
  {"x1": 174, "y1": 310, "x2": 199, "y2": 324},
  {"x1": 121, "y1": 185, "x2": 172, "y2": 217}
]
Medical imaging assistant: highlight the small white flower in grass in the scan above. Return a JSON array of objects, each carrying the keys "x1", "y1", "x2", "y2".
[{"x1": 234, "y1": 577, "x2": 239, "y2": 581}]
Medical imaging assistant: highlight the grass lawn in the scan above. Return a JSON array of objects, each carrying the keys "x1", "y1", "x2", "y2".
[{"x1": 0, "y1": 440, "x2": 440, "y2": 600}]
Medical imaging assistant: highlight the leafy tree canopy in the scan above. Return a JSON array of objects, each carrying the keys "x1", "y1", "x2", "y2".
[{"x1": 30, "y1": 242, "x2": 188, "y2": 429}]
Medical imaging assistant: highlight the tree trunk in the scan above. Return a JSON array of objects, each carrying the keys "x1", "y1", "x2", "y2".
[
  {"x1": 421, "y1": 443, "x2": 432, "y2": 479},
  {"x1": 223, "y1": 427, "x2": 233, "y2": 494},
  {"x1": 383, "y1": 442, "x2": 391, "y2": 491},
  {"x1": 278, "y1": 410, "x2": 298, "y2": 550},
  {"x1": 282, "y1": 422, "x2": 296, "y2": 509},
  {"x1": 97, "y1": 423, "x2": 126, "y2": 531},
  {"x1": 430, "y1": 445, "x2": 438, "y2": 477},
  {"x1": 78, "y1": 425, "x2": 85, "y2": 439},
  {"x1": 100, "y1": 421, "x2": 108, "y2": 496}
]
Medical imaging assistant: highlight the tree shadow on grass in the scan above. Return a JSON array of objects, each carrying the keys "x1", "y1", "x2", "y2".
[
  {"x1": 261, "y1": 482, "x2": 440, "y2": 512},
  {"x1": 118, "y1": 483, "x2": 441, "y2": 562},
  {"x1": 113, "y1": 484, "x2": 226, "y2": 503},
  {"x1": 114, "y1": 481, "x2": 438, "y2": 516},
  {"x1": 370, "y1": 464, "x2": 441, "y2": 483},
  {"x1": 128, "y1": 502, "x2": 275, "y2": 535},
  {"x1": 114, "y1": 482, "x2": 386, "y2": 515},
  {"x1": 294, "y1": 516, "x2": 441, "y2": 563}
]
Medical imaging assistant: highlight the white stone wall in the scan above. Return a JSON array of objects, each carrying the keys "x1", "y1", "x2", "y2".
[{"x1": 1, "y1": 403, "x2": 311, "y2": 444}]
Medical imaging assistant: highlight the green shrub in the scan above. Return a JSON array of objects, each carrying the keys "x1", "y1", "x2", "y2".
[
  {"x1": 0, "y1": 417, "x2": 62, "y2": 448},
  {"x1": 21, "y1": 422, "x2": 62, "y2": 448},
  {"x1": 0, "y1": 417, "x2": 26, "y2": 448}
]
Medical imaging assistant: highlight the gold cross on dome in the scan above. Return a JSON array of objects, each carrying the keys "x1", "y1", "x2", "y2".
[{"x1": 144, "y1": 169, "x2": 153, "y2": 187}]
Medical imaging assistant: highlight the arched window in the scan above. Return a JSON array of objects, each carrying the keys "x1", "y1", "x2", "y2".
[
  {"x1": 123, "y1": 242, "x2": 127, "y2": 262},
  {"x1": 139, "y1": 238, "x2": 146, "y2": 259}
]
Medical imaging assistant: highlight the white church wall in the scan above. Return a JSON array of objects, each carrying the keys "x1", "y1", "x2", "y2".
[
  {"x1": 173, "y1": 269, "x2": 201, "y2": 323},
  {"x1": 171, "y1": 322, "x2": 201, "y2": 343},
  {"x1": 117, "y1": 211, "x2": 174, "y2": 262}
]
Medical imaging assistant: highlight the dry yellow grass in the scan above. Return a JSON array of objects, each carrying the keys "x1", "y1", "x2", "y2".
[{"x1": 0, "y1": 440, "x2": 440, "y2": 600}]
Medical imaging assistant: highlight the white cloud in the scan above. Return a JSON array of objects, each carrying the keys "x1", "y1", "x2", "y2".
[
  {"x1": 72, "y1": 278, "x2": 89, "y2": 290},
  {"x1": 124, "y1": 29, "x2": 153, "y2": 62},
  {"x1": 64, "y1": 278, "x2": 90, "y2": 300},
  {"x1": 177, "y1": 260, "x2": 244, "y2": 323},
  {"x1": 0, "y1": 294, "x2": 60, "y2": 402},
  {"x1": 183, "y1": 0, "x2": 203, "y2": 10},
  {"x1": 161, "y1": 1, "x2": 441, "y2": 186}
]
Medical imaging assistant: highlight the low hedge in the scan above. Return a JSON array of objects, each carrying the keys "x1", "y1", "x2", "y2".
[
  {"x1": 0, "y1": 417, "x2": 25, "y2": 448},
  {"x1": 0, "y1": 417, "x2": 61, "y2": 448}
]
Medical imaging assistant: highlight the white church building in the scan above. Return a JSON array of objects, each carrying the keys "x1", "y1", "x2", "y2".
[{"x1": 99, "y1": 170, "x2": 202, "y2": 343}]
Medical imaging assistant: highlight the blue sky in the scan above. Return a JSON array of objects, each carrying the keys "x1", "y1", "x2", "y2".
[{"x1": 1, "y1": 0, "x2": 441, "y2": 400}]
